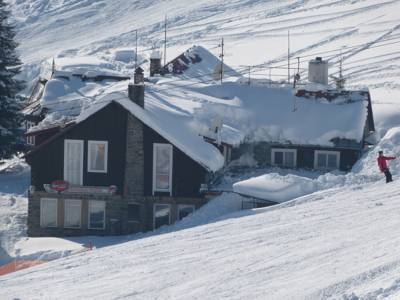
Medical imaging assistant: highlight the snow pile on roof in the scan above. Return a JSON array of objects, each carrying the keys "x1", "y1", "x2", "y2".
[
  {"x1": 233, "y1": 173, "x2": 317, "y2": 203},
  {"x1": 163, "y1": 45, "x2": 240, "y2": 80},
  {"x1": 194, "y1": 83, "x2": 369, "y2": 146},
  {"x1": 54, "y1": 56, "x2": 119, "y2": 76}
]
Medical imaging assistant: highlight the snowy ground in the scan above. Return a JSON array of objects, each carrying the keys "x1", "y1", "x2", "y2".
[
  {"x1": 1, "y1": 0, "x2": 400, "y2": 298},
  {"x1": 1, "y1": 176, "x2": 400, "y2": 299}
]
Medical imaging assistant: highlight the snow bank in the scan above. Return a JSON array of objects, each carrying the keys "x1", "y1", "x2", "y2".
[
  {"x1": 0, "y1": 157, "x2": 30, "y2": 196},
  {"x1": 233, "y1": 126, "x2": 400, "y2": 203},
  {"x1": 3, "y1": 179, "x2": 400, "y2": 299},
  {"x1": 233, "y1": 173, "x2": 316, "y2": 203},
  {"x1": 353, "y1": 127, "x2": 400, "y2": 177},
  {"x1": 14, "y1": 238, "x2": 84, "y2": 261}
]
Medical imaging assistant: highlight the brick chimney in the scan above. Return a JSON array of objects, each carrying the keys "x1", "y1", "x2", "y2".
[
  {"x1": 150, "y1": 50, "x2": 162, "y2": 76},
  {"x1": 128, "y1": 83, "x2": 144, "y2": 108}
]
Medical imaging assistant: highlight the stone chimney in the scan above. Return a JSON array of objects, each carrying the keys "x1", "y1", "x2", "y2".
[
  {"x1": 150, "y1": 50, "x2": 162, "y2": 76},
  {"x1": 128, "y1": 83, "x2": 145, "y2": 108},
  {"x1": 134, "y1": 67, "x2": 144, "y2": 84}
]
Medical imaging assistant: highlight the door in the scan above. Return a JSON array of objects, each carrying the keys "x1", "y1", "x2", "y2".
[{"x1": 64, "y1": 139, "x2": 84, "y2": 185}]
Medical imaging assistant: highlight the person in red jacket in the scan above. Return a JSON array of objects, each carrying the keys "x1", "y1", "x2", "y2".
[{"x1": 377, "y1": 150, "x2": 396, "y2": 183}]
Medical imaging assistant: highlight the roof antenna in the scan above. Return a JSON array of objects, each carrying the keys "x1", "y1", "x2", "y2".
[
  {"x1": 287, "y1": 30, "x2": 290, "y2": 84},
  {"x1": 164, "y1": 14, "x2": 167, "y2": 67},
  {"x1": 135, "y1": 29, "x2": 138, "y2": 70},
  {"x1": 292, "y1": 57, "x2": 299, "y2": 112},
  {"x1": 51, "y1": 58, "x2": 55, "y2": 77},
  {"x1": 218, "y1": 37, "x2": 225, "y2": 84}
]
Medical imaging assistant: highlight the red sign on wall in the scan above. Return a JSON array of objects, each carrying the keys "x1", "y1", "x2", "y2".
[{"x1": 50, "y1": 180, "x2": 69, "y2": 192}]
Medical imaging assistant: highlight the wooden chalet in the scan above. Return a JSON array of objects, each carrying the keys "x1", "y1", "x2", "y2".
[{"x1": 25, "y1": 70, "x2": 223, "y2": 237}]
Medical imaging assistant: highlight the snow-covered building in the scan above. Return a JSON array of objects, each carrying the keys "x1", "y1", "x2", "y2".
[
  {"x1": 25, "y1": 73, "x2": 224, "y2": 236},
  {"x1": 24, "y1": 45, "x2": 375, "y2": 236}
]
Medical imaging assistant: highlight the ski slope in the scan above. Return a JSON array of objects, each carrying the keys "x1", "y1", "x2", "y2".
[
  {"x1": 8, "y1": 0, "x2": 400, "y2": 137},
  {"x1": 1, "y1": 177, "x2": 400, "y2": 299},
  {"x1": 1, "y1": 127, "x2": 400, "y2": 299},
  {"x1": 1, "y1": 0, "x2": 400, "y2": 298}
]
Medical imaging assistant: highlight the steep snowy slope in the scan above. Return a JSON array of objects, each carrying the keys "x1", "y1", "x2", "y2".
[
  {"x1": 2, "y1": 178, "x2": 400, "y2": 299},
  {"x1": 8, "y1": 0, "x2": 400, "y2": 135}
]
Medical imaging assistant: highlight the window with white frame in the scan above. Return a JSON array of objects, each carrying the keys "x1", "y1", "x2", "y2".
[
  {"x1": 26, "y1": 122, "x2": 35, "y2": 145},
  {"x1": 88, "y1": 141, "x2": 108, "y2": 173},
  {"x1": 40, "y1": 198, "x2": 58, "y2": 228},
  {"x1": 153, "y1": 143, "x2": 173, "y2": 194},
  {"x1": 271, "y1": 148, "x2": 297, "y2": 168},
  {"x1": 64, "y1": 199, "x2": 81, "y2": 229},
  {"x1": 64, "y1": 139, "x2": 84, "y2": 185},
  {"x1": 314, "y1": 150, "x2": 340, "y2": 170},
  {"x1": 88, "y1": 200, "x2": 106, "y2": 229},
  {"x1": 153, "y1": 204, "x2": 171, "y2": 229},
  {"x1": 178, "y1": 204, "x2": 195, "y2": 221}
]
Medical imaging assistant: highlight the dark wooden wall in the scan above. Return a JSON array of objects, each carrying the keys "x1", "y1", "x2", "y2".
[
  {"x1": 28, "y1": 103, "x2": 128, "y2": 194},
  {"x1": 143, "y1": 126, "x2": 207, "y2": 197}
]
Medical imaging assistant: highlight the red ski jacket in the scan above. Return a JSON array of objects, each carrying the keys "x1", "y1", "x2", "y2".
[{"x1": 377, "y1": 156, "x2": 396, "y2": 172}]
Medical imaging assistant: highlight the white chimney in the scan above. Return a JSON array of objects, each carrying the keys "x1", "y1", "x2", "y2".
[{"x1": 308, "y1": 57, "x2": 328, "y2": 85}]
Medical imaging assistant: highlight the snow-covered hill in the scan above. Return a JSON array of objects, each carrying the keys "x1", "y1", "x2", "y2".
[
  {"x1": 2, "y1": 176, "x2": 400, "y2": 299},
  {"x1": 8, "y1": 0, "x2": 400, "y2": 137},
  {"x1": 1, "y1": 127, "x2": 400, "y2": 299},
  {"x1": 2, "y1": 1, "x2": 400, "y2": 298}
]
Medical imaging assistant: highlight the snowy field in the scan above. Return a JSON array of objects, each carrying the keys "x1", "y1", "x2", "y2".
[
  {"x1": 2, "y1": 173, "x2": 400, "y2": 299},
  {"x1": 1, "y1": 0, "x2": 400, "y2": 299}
]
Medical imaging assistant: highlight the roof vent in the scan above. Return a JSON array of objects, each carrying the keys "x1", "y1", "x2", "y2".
[{"x1": 150, "y1": 50, "x2": 162, "y2": 76}]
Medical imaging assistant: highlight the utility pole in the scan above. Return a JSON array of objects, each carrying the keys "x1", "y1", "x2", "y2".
[
  {"x1": 219, "y1": 37, "x2": 224, "y2": 84},
  {"x1": 287, "y1": 30, "x2": 290, "y2": 84},
  {"x1": 248, "y1": 66, "x2": 251, "y2": 85},
  {"x1": 269, "y1": 67, "x2": 272, "y2": 86},
  {"x1": 164, "y1": 14, "x2": 167, "y2": 67},
  {"x1": 135, "y1": 30, "x2": 138, "y2": 69},
  {"x1": 293, "y1": 57, "x2": 300, "y2": 89},
  {"x1": 51, "y1": 58, "x2": 55, "y2": 77}
]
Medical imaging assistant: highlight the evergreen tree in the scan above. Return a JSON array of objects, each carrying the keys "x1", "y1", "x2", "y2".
[{"x1": 0, "y1": 0, "x2": 24, "y2": 159}]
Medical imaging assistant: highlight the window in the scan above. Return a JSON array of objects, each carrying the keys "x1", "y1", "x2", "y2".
[
  {"x1": 128, "y1": 204, "x2": 141, "y2": 222},
  {"x1": 64, "y1": 199, "x2": 81, "y2": 229},
  {"x1": 64, "y1": 139, "x2": 84, "y2": 185},
  {"x1": 314, "y1": 150, "x2": 340, "y2": 170},
  {"x1": 153, "y1": 204, "x2": 171, "y2": 229},
  {"x1": 26, "y1": 121, "x2": 36, "y2": 146},
  {"x1": 271, "y1": 148, "x2": 297, "y2": 168},
  {"x1": 178, "y1": 205, "x2": 195, "y2": 221},
  {"x1": 153, "y1": 143, "x2": 173, "y2": 194},
  {"x1": 88, "y1": 200, "x2": 106, "y2": 229},
  {"x1": 40, "y1": 198, "x2": 57, "y2": 228},
  {"x1": 88, "y1": 141, "x2": 108, "y2": 173}
]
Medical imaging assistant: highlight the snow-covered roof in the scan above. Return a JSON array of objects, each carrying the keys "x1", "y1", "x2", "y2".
[
  {"x1": 191, "y1": 82, "x2": 370, "y2": 146},
  {"x1": 233, "y1": 173, "x2": 316, "y2": 203},
  {"x1": 76, "y1": 88, "x2": 225, "y2": 172},
  {"x1": 27, "y1": 46, "x2": 372, "y2": 171},
  {"x1": 163, "y1": 45, "x2": 239, "y2": 80}
]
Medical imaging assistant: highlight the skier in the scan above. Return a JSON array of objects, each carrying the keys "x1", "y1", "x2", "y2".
[{"x1": 377, "y1": 150, "x2": 396, "y2": 183}]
